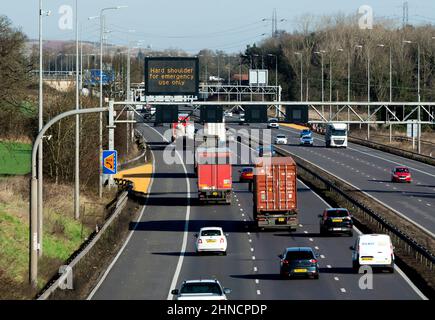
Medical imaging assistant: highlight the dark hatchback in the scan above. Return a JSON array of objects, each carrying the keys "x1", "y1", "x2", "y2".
[
  {"x1": 319, "y1": 208, "x2": 353, "y2": 236},
  {"x1": 279, "y1": 247, "x2": 319, "y2": 279}
]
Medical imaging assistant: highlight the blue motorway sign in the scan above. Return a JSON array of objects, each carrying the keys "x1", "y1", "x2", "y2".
[{"x1": 102, "y1": 150, "x2": 117, "y2": 175}]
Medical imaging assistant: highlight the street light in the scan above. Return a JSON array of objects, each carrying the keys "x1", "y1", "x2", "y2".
[
  {"x1": 403, "y1": 39, "x2": 421, "y2": 153},
  {"x1": 90, "y1": 5, "x2": 127, "y2": 198},
  {"x1": 315, "y1": 50, "x2": 326, "y2": 116},
  {"x1": 294, "y1": 52, "x2": 303, "y2": 101},
  {"x1": 377, "y1": 43, "x2": 394, "y2": 142},
  {"x1": 356, "y1": 44, "x2": 371, "y2": 139}
]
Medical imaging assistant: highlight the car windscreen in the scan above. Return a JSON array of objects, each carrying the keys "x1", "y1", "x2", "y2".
[
  {"x1": 276, "y1": 135, "x2": 286, "y2": 138},
  {"x1": 243, "y1": 168, "x2": 253, "y2": 173},
  {"x1": 201, "y1": 229, "x2": 222, "y2": 236},
  {"x1": 302, "y1": 136, "x2": 312, "y2": 140},
  {"x1": 180, "y1": 283, "x2": 222, "y2": 295},
  {"x1": 285, "y1": 251, "x2": 314, "y2": 260},
  {"x1": 326, "y1": 210, "x2": 349, "y2": 218},
  {"x1": 269, "y1": 118, "x2": 278, "y2": 122},
  {"x1": 331, "y1": 129, "x2": 346, "y2": 136},
  {"x1": 395, "y1": 168, "x2": 409, "y2": 173}
]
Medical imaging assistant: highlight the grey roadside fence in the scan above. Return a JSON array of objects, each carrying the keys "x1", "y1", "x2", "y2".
[{"x1": 36, "y1": 189, "x2": 129, "y2": 300}]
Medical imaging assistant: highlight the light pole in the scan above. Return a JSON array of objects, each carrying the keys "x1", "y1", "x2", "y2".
[
  {"x1": 294, "y1": 52, "x2": 303, "y2": 101},
  {"x1": 90, "y1": 5, "x2": 127, "y2": 198},
  {"x1": 74, "y1": 0, "x2": 80, "y2": 220},
  {"x1": 37, "y1": 0, "x2": 50, "y2": 260},
  {"x1": 403, "y1": 40, "x2": 421, "y2": 153},
  {"x1": 356, "y1": 44, "x2": 370, "y2": 138},
  {"x1": 377, "y1": 43, "x2": 394, "y2": 142},
  {"x1": 315, "y1": 50, "x2": 326, "y2": 116}
]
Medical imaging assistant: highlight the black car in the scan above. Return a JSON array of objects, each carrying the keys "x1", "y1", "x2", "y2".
[
  {"x1": 279, "y1": 247, "x2": 319, "y2": 279},
  {"x1": 319, "y1": 208, "x2": 353, "y2": 236}
]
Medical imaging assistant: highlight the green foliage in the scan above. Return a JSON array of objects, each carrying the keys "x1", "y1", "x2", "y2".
[{"x1": 0, "y1": 141, "x2": 31, "y2": 175}]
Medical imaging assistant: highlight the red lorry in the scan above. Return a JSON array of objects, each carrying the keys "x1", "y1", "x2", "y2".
[
  {"x1": 253, "y1": 157, "x2": 298, "y2": 231},
  {"x1": 196, "y1": 147, "x2": 232, "y2": 204}
]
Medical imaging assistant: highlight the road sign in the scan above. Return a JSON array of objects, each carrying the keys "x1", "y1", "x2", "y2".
[
  {"x1": 145, "y1": 57, "x2": 199, "y2": 96},
  {"x1": 102, "y1": 150, "x2": 117, "y2": 175}
]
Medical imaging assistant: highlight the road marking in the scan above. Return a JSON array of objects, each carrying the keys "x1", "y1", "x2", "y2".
[
  {"x1": 340, "y1": 288, "x2": 347, "y2": 293},
  {"x1": 249, "y1": 239, "x2": 252, "y2": 243},
  {"x1": 250, "y1": 248, "x2": 254, "y2": 252},
  {"x1": 87, "y1": 147, "x2": 156, "y2": 300},
  {"x1": 320, "y1": 255, "x2": 325, "y2": 259},
  {"x1": 334, "y1": 277, "x2": 339, "y2": 281},
  {"x1": 327, "y1": 265, "x2": 332, "y2": 268},
  {"x1": 240, "y1": 208, "x2": 244, "y2": 211},
  {"x1": 254, "y1": 267, "x2": 258, "y2": 272},
  {"x1": 304, "y1": 231, "x2": 308, "y2": 234},
  {"x1": 252, "y1": 256, "x2": 256, "y2": 260},
  {"x1": 238, "y1": 203, "x2": 241, "y2": 206},
  {"x1": 315, "y1": 246, "x2": 320, "y2": 250},
  {"x1": 247, "y1": 232, "x2": 251, "y2": 236},
  {"x1": 299, "y1": 224, "x2": 303, "y2": 227},
  {"x1": 255, "y1": 279, "x2": 259, "y2": 284},
  {"x1": 243, "y1": 218, "x2": 247, "y2": 222},
  {"x1": 309, "y1": 238, "x2": 314, "y2": 242},
  {"x1": 144, "y1": 128, "x2": 194, "y2": 302},
  {"x1": 256, "y1": 290, "x2": 261, "y2": 295},
  {"x1": 241, "y1": 213, "x2": 245, "y2": 216}
]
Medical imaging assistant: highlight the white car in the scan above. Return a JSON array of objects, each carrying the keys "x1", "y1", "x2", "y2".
[
  {"x1": 224, "y1": 111, "x2": 233, "y2": 117},
  {"x1": 275, "y1": 134, "x2": 288, "y2": 144},
  {"x1": 351, "y1": 234, "x2": 395, "y2": 273},
  {"x1": 195, "y1": 227, "x2": 227, "y2": 255},
  {"x1": 171, "y1": 279, "x2": 231, "y2": 300},
  {"x1": 267, "y1": 118, "x2": 280, "y2": 129}
]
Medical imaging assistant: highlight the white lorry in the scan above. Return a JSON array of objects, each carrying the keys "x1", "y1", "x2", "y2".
[
  {"x1": 325, "y1": 123, "x2": 348, "y2": 148},
  {"x1": 203, "y1": 118, "x2": 227, "y2": 143}
]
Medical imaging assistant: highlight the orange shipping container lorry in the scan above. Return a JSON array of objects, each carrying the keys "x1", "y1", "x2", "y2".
[{"x1": 253, "y1": 157, "x2": 298, "y2": 230}]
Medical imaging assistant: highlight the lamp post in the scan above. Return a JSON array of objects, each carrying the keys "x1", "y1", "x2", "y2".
[
  {"x1": 403, "y1": 40, "x2": 421, "y2": 153},
  {"x1": 294, "y1": 52, "x2": 303, "y2": 101},
  {"x1": 74, "y1": 0, "x2": 80, "y2": 220},
  {"x1": 37, "y1": 0, "x2": 51, "y2": 260},
  {"x1": 315, "y1": 50, "x2": 326, "y2": 117},
  {"x1": 90, "y1": 5, "x2": 127, "y2": 198},
  {"x1": 355, "y1": 44, "x2": 370, "y2": 138},
  {"x1": 377, "y1": 44, "x2": 394, "y2": 142}
]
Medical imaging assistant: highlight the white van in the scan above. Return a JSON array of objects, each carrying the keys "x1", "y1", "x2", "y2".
[
  {"x1": 351, "y1": 234, "x2": 395, "y2": 273},
  {"x1": 325, "y1": 123, "x2": 348, "y2": 148}
]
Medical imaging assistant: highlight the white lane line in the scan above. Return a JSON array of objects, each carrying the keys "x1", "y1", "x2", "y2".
[
  {"x1": 255, "y1": 279, "x2": 259, "y2": 284},
  {"x1": 238, "y1": 203, "x2": 241, "y2": 206},
  {"x1": 254, "y1": 267, "x2": 258, "y2": 272},
  {"x1": 247, "y1": 232, "x2": 251, "y2": 235},
  {"x1": 295, "y1": 156, "x2": 435, "y2": 238},
  {"x1": 87, "y1": 146, "x2": 156, "y2": 300},
  {"x1": 299, "y1": 224, "x2": 303, "y2": 227},
  {"x1": 340, "y1": 288, "x2": 347, "y2": 293},
  {"x1": 256, "y1": 290, "x2": 261, "y2": 295},
  {"x1": 427, "y1": 204, "x2": 432, "y2": 207},
  {"x1": 249, "y1": 239, "x2": 252, "y2": 243},
  {"x1": 334, "y1": 277, "x2": 339, "y2": 281},
  {"x1": 241, "y1": 213, "x2": 245, "y2": 217},
  {"x1": 240, "y1": 208, "x2": 244, "y2": 211},
  {"x1": 298, "y1": 178, "x2": 428, "y2": 300},
  {"x1": 250, "y1": 248, "x2": 254, "y2": 252},
  {"x1": 320, "y1": 255, "x2": 325, "y2": 259},
  {"x1": 304, "y1": 231, "x2": 308, "y2": 234},
  {"x1": 243, "y1": 219, "x2": 247, "y2": 222},
  {"x1": 309, "y1": 238, "x2": 314, "y2": 242},
  {"x1": 252, "y1": 256, "x2": 256, "y2": 260},
  {"x1": 145, "y1": 127, "x2": 193, "y2": 302},
  {"x1": 315, "y1": 246, "x2": 320, "y2": 250}
]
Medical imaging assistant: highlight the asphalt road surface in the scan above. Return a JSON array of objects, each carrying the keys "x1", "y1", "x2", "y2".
[{"x1": 89, "y1": 123, "x2": 425, "y2": 300}]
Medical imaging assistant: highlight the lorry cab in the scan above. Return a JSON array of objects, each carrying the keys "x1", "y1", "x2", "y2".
[
  {"x1": 325, "y1": 123, "x2": 348, "y2": 148},
  {"x1": 351, "y1": 234, "x2": 395, "y2": 273}
]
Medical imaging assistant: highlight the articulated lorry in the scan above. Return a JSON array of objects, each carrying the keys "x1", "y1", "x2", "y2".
[
  {"x1": 253, "y1": 157, "x2": 298, "y2": 231},
  {"x1": 196, "y1": 147, "x2": 232, "y2": 204},
  {"x1": 325, "y1": 123, "x2": 348, "y2": 148}
]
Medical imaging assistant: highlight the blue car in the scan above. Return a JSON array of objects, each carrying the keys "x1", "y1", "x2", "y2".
[
  {"x1": 256, "y1": 145, "x2": 276, "y2": 157},
  {"x1": 300, "y1": 129, "x2": 312, "y2": 138},
  {"x1": 300, "y1": 135, "x2": 314, "y2": 146}
]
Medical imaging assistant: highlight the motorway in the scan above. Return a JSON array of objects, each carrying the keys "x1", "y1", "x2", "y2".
[
  {"x1": 88, "y1": 122, "x2": 425, "y2": 300},
  {"x1": 228, "y1": 122, "x2": 435, "y2": 237}
]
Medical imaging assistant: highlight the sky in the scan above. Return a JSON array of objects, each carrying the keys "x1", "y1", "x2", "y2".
[{"x1": 2, "y1": 0, "x2": 435, "y2": 53}]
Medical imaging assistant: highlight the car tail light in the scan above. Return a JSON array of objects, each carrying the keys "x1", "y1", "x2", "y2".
[
  {"x1": 310, "y1": 259, "x2": 318, "y2": 264},
  {"x1": 282, "y1": 260, "x2": 289, "y2": 264},
  {"x1": 220, "y1": 238, "x2": 224, "y2": 243},
  {"x1": 198, "y1": 239, "x2": 202, "y2": 244}
]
